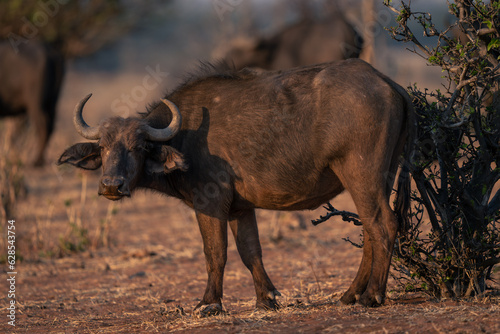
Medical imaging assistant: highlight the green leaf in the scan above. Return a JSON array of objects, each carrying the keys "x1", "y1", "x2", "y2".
[
  {"x1": 488, "y1": 38, "x2": 500, "y2": 51},
  {"x1": 428, "y1": 56, "x2": 439, "y2": 64}
]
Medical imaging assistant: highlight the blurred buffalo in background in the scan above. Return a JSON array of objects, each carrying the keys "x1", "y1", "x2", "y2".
[
  {"x1": 216, "y1": 3, "x2": 364, "y2": 70},
  {"x1": 0, "y1": 40, "x2": 65, "y2": 166}
]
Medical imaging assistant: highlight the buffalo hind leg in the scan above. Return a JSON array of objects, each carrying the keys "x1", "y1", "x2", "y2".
[
  {"x1": 350, "y1": 149, "x2": 401, "y2": 306},
  {"x1": 229, "y1": 210, "x2": 280, "y2": 310},
  {"x1": 340, "y1": 166, "x2": 397, "y2": 305},
  {"x1": 194, "y1": 211, "x2": 228, "y2": 316},
  {"x1": 340, "y1": 164, "x2": 398, "y2": 305},
  {"x1": 340, "y1": 232, "x2": 373, "y2": 305},
  {"x1": 336, "y1": 155, "x2": 399, "y2": 307},
  {"x1": 343, "y1": 189, "x2": 398, "y2": 307},
  {"x1": 358, "y1": 205, "x2": 398, "y2": 306}
]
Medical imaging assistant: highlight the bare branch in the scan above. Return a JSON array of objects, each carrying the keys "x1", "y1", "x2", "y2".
[
  {"x1": 312, "y1": 203, "x2": 361, "y2": 226},
  {"x1": 477, "y1": 27, "x2": 497, "y2": 36}
]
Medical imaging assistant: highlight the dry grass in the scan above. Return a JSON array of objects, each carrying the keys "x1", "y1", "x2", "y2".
[{"x1": 5, "y1": 167, "x2": 118, "y2": 261}]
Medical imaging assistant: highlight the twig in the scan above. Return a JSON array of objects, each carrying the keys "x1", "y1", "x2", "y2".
[
  {"x1": 311, "y1": 202, "x2": 361, "y2": 226},
  {"x1": 342, "y1": 237, "x2": 363, "y2": 249}
]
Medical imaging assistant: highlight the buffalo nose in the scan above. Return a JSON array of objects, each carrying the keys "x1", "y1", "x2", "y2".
[
  {"x1": 100, "y1": 176, "x2": 129, "y2": 195},
  {"x1": 101, "y1": 176, "x2": 124, "y2": 188}
]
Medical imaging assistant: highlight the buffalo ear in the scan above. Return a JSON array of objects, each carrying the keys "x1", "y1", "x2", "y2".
[
  {"x1": 57, "y1": 143, "x2": 102, "y2": 170},
  {"x1": 146, "y1": 145, "x2": 187, "y2": 174}
]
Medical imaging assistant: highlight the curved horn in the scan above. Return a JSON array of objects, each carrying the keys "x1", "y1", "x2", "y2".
[
  {"x1": 73, "y1": 93, "x2": 100, "y2": 140},
  {"x1": 144, "y1": 98, "x2": 182, "y2": 142}
]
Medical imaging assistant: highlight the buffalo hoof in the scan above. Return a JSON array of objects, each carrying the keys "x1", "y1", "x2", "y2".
[
  {"x1": 194, "y1": 303, "x2": 224, "y2": 317},
  {"x1": 256, "y1": 289, "x2": 281, "y2": 310},
  {"x1": 358, "y1": 293, "x2": 384, "y2": 307},
  {"x1": 339, "y1": 291, "x2": 358, "y2": 305}
]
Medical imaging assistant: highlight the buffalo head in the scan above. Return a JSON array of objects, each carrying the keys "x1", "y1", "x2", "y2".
[{"x1": 57, "y1": 94, "x2": 187, "y2": 200}]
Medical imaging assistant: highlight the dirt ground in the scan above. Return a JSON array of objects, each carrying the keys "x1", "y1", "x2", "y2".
[{"x1": 1, "y1": 156, "x2": 499, "y2": 333}]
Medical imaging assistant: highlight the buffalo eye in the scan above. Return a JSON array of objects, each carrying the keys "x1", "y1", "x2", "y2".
[{"x1": 98, "y1": 145, "x2": 109, "y2": 156}]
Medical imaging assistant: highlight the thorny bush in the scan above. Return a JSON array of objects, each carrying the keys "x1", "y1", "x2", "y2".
[{"x1": 383, "y1": 0, "x2": 500, "y2": 298}]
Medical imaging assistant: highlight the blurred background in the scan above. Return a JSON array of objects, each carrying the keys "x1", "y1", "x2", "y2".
[{"x1": 1, "y1": 0, "x2": 452, "y2": 164}]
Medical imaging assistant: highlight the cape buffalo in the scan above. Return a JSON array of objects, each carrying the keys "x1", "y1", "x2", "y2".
[
  {"x1": 0, "y1": 40, "x2": 65, "y2": 166},
  {"x1": 58, "y1": 59, "x2": 415, "y2": 313},
  {"x1": 219, "y1": 14, "x2": 363, "y2": 71}
]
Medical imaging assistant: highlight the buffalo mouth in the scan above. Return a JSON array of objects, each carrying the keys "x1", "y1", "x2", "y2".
[
  {"x1": 99, "y1": 192, "x2": 131, "y2": 201},
  {"x1": 102, "y1": 194, "x2": 125, "y2": 201}
]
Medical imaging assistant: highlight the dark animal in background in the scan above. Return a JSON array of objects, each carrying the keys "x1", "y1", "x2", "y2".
[
  {"x1": 0, "y1": 40, "x2": 65, "y2": 166},
  {"x1": 58, "y1": 59, "x2": 414, "y2": 313},
  {"x1": 220, "y1": 13, "x2": 363, "y2": 70}
]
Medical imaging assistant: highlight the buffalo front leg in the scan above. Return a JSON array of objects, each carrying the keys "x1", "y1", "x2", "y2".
[
  {"x1": 229, "y1": 210, "x2": 280, "y2": 310},
  {"x1": 194, "y1": 211, "x2": 228, "y2": 315}
]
